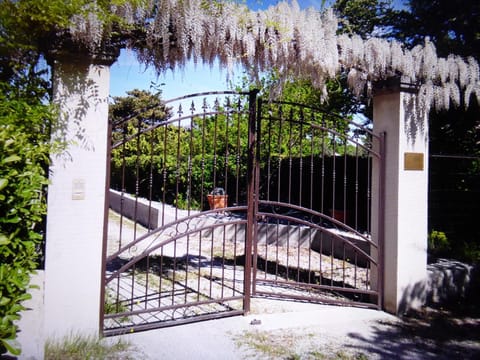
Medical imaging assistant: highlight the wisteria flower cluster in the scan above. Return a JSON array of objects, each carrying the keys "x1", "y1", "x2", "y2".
[{"x1": 67, "y1": 0, "x2": 480, "y2": 112}]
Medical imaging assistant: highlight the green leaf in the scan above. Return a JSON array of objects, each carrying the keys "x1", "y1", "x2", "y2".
[
  {"x1": 4, "y1": 216, "x2": 21, "y2": 224},
  {"x1": 0, "y1": 234, "x2": 9, "y2": 246},
  {"x1": 0, "y1": 296, "x2": 10, "y2": 306},
  {"x1": 1, "y1": 338, "x2": 21, "y2": 356},
  {"x1": 4, "y1": 139, "x2": 14, "y2": 148},
  {"x1": 0, "y1": 178, "x2": 8, "y2": 191},
  {"x1": 2, "y1": 155, "x2": 21, "y2": 164}
]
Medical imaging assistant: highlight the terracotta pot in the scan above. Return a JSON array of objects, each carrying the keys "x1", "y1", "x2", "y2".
[
  {"x1": 207, "y1": 194, "x2": 228, "y2": 209},
  {"x1": 330, "y1": 209, "x2": 346, "y2": 222}
]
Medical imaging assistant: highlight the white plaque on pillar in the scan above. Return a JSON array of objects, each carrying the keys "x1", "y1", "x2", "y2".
[{"x1": 72, "y1": 178, "x2": 86, "y2": 200}]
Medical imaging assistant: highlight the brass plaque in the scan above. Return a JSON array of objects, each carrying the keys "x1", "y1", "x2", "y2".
[{"x1": 404, "y1": 152, "x2": 424, "y2": 171}]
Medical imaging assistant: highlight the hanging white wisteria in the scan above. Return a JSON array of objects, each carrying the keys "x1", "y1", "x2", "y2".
[{"x1": 66, "y1": 0, "x2": 480, "y2": 112}]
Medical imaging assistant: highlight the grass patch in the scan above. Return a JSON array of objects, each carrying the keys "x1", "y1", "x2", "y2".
[
  {"x1": 235, "y1": 330, "x2": 295, "y2": 359},
  {"x1": 104, "y1": 291, "x2": 129, "y2": 315},
  {"x1": 234, "y1": 329, "x2": 369, "y2": 360},
  {"x1": 45, "y1": 333, "x2": 134, "y2": 360}
]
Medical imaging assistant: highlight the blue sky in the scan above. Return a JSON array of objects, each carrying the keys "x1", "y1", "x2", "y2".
[{"x1": 109, "y1": 0, "x2": 408, "y2": 100}]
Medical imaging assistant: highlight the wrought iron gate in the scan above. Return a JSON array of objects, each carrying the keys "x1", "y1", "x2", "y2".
[
  {"x1": 252, "y1": 99, "x2": 383, "y2": 307},
  {"x1": 101, "y1": 90, "x2": 384, "y2": 336}
]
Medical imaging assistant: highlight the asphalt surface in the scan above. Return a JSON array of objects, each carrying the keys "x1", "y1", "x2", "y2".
[{"x1": 116, "y1": 298, "x2": 402, "y2": 359}]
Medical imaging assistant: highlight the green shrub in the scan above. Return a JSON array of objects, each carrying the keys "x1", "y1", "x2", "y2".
[
  {"x1": 428, "y1": 230, "x2": 451, "y2": 257},
  {"x1": 0, "y1": 125, "x2": 49, "y2": 356}
]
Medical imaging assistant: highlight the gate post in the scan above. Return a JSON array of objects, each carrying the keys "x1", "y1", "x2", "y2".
[
  {"x1": 244, "y1": 89, "x2": 259, "y2": 313},
  {"x1": 43, "y1": 48, "x2": 118, "y2": 339},
  {"x1": 372, "y1": 78, "x2": 429, "y2": 314}
]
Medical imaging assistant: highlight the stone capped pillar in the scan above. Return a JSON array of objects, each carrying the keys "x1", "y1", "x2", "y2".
[
  {"x1": 43, "y1": 48, "x2": 118, "y2": 339},
  {"x1": 372, "y1": 78, "x2": 429, "y2": 314}
]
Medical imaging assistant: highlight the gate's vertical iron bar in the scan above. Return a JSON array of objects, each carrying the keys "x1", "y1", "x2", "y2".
[
  {"x1": 253, "y1": 95, "x2": 263, "y2": 294},
  {"x1": 365, "y1": 261, "x2": 372, "y2": 290},
  {"x1": 320, "y1": 115, "x2": 326, "y2": 286},
  {"x1": 161, "y1": 122, "x2": 168, "y2": 226},
  {"x1": 297, "y1": 110, "x2": 304, "y2": 283},
  {"x1": 287, "y1": 109, "x2": 293, "y2": 205},
  {"x1": 175, "y1": 106, "x2": 183, "y2": 220},
  {"x1": 319, "y1": 232, "x2": 324, "y2": 285},
  {"x1": 184, "y1": 104, "x2": 196, "y2": 305},
  {"x1": 377, "y1": 131, "x2": 386, "y2": 308},
  {"x1": 131, "y1": 264, "x2": 136, "y2": 311},
  {"x1": 298, "y1": 109, "x2": 304, "y2": 207},
  {"x1": 172, "y1": 239, "x2": 178, "y2": 306},
  {"x1": 355, "y1": 140, "x2": 360, "y2": 230},
  {"x1": 145, "y1": 256, "x2": 150, "y2": 308},
  {"x1": 266, "y1": 110, "x2": 273, "y2": 201},
  {"x1": 201, "y1": 99, "x2": 207, "y2": 210},
  {"x1": 277, "y1": 106, "x2": 283, "y2": 204},
  {"x1": 320, "y1": 115, "x2": 326, "y2": 214},
  {"x1": 209, "y1": 230, "x2": 214, "y2": 299},
  {"x1": 223, "y1": 99, "x2": 230, "y2": 297},
  {"x1": 343, "y1": 137, "x2": 348, "y2": 225},
  {"x1": 244, "y1": 89, "x2": 258, "y2": 312},
  {"x1": 233, "y1": 225, "x2": 238, "y2": 297},
  {"x1": 158, "y1": 249, "x2": 164, "y2": 307},
  {"x1": 310, "y1": 113, "x2": 315, "y2": 211},
  {"x1": 197, "y1": 230, "x2": 203, "y2": 302},
  {"x1": 308, "y1": 118, "x2": 315, "y2": 286},
  {"x1": 118, "y1": 123, "x2": 127, "y2": 251},
  {"x1": 212, "y1": 98, "x2": 219, "y2": 193},
  {"x1": 222, "y1": 98, "x2": 230, "y2": 298},
  {"x1": 147, "y1": 123, "x2": 155, "y2": 230},
  {"x1": 330, "y1": 236, "x2": 334, "y2": 286},
  {"x1": 224, "y1": 98, "x2": 231, "y2": 199},
  {"x1": 275, "y1": 214, "x2": 280, "y2": 280},
  {"x1": 367, "y1": 152, "x2": 372, "y2": 234},
  {"x1": 233, "y1": 97, "x2": 242, "y2": 297},
  {"x1": 221, "y1": 223, "x2": 226, "y2": 299},
  {"x1": 133, "y1": 118, "x2": 142, "y2": 241},
  {"x1": 286, "y1": 109, "x2": 293, "y2": 279},
  {"x1": 354, "y1": 253, "x2": 358, "y2": 287},
  {"x1": 296, "y1": 224, "x2": 301, "y2": 283},
  {"x1": 331, "y1": 119, "x2": 337, "y2": 221},
  {"x1": 235, "y1": 97, "x2": 242, "y2": 206},
  {"x1": 99, "y1": 114, "x2": 114, "y2": 335},
  {"x1": 187, "y1": 102, "x2": 195, "y2": 214},
  {"x1": 262, "y1": 213, "x2": 269, "y2": 281},
  {"x1": 274, "y1": 105, "x2": 282, "y2": 281},
  {"x1": 262, "y1": 110, "x2": 270, "y2": 282}
]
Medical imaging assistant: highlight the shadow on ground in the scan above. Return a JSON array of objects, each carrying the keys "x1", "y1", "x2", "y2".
[{"x1": 347, "y1": 305, "x2": 480, "y2": 359}]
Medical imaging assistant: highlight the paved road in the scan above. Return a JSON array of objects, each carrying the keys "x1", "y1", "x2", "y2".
[
  {"x1": 115, "y1": 299, "x2": 398, "y2": 359},
  {"x1": 114, "y1": 297, "x2": 480, "y2": 360}
]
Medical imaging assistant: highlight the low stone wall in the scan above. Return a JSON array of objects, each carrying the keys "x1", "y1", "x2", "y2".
[
  {"x1": 109, "y1": 190, "x2": 159, "y2": 229},
  {"x1": 427, "y1": 258, "x2": 479, "y2": 306},
  {"x1": 213, "y1": 221, "x2": 371, "y2": 265}
]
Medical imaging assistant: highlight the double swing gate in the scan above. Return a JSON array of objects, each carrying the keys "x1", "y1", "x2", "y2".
[{"x1": 102, "y1": 90, "x2": 384, "y2": 335}]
